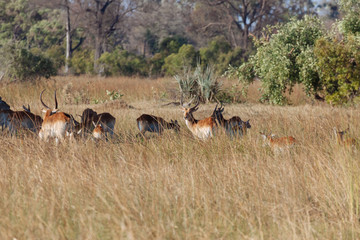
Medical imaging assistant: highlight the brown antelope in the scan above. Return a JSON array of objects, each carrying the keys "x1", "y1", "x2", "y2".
[
  {"x1": 78, "y1": 108, "x2": 116, "y2": 139},
  {"x1": 136, "y1": 114, "x2": 180, "y2": 137},
  {"x1": 231, "y1": 120, "x2": 251, "y2": 137},
  {"x1": 180, "y1": 98, "x2": 217, "y2": 140},
  {"x1": 213, "y1": 103, "x2": 251, "y2": 137},
  {"x1": 39, "y1": 90, "x2": 77, "y2": 143},
  {"x1": 0, "y1": 105, "x2": 43, "y2": 134},
  {"x1": 333, "y1": 127, "x2": 356, "y2": 147},
  {"x1": 260, "y1": 132, "x2": 296, "y2": 153}
]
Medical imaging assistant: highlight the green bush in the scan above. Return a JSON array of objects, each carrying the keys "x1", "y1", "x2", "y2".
[
  {"x1": 163, "y1": 44, "x2": 198, "y2": 75},
  {"x1": 216, "y1": 47, "x2": 245, "y2": 74},
  {"x1": 44, "y1": 45, "x2": 65, "y2": 70},
  {"x1": 98, "y1": 48, "x2": 148, "y2": 76},
  {"x1": 149, "y1": 53, "x2": 166, "y2": 77},
  {"x1": 338, "y1": 0, "x2": 360, "y2": 35},
  {"x1": 159, "y1": 36, "x2": 187, "y2": 55},
  {"x1": 70, "y1": 48, "x2": 94, "y2": 75},
  {"x1": 0, "y1": 42, "x2": 56, "y2": 81},
  {"x1": 199, "y1": 37, "x2": 231, "y2": 71},
  {"x1": 314, "y1": 36, "x2": 360, "y2": 104},
  {"x1": 229, "y1": 16, "x2": 324, "y2": 105}
]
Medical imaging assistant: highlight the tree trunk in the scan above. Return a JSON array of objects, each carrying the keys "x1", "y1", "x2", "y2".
[
  {"x1": 94, "y1": 34, "x2": 103, "y2": 74},
  {"x1": 243, "y1": 25, "x2": 249, "y2": 49},
  {"x1": 64, "y1": 0, "x2": 72, "y2": 74},
  {"x1": 94, "y1": 1, "x2": 103, "y2": 74}
]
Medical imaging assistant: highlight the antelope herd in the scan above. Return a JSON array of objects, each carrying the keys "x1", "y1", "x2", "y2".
[{"x1": 0, "y1": 91, "x2": 358, "y2": 152}]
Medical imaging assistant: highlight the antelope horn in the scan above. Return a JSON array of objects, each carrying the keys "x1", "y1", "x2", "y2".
[
  {"x1": 180, "y1": 94, "x2": 184, "y2": 107},
  {"x1": 219, "y1": 101, "x2": 224, "y2": 112},
  {"x1": 213, "y1": 103, "x2": 218, "y2": 112},
  {"x1": 40, "y1": 90, "x2": 51, "y2": 109},
  {"x1": 54, "y1": 90, "x2": 58, "y2": 110},
  {"x1": 188, "y1": 96, "x2": 195, "y2": 105},
  {"x1": 191, "y1": 97, "x2": 200, "y2": 110}
]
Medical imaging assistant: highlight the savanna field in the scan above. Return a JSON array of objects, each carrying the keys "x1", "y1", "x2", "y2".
[{"x1": 1, "y1": 76, "x2": 360, "y2": 239}]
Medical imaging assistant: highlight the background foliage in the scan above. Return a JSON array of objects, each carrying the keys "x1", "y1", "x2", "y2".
[{"x1": 2, "y1": 0, "x2": 360, "y2": 105}]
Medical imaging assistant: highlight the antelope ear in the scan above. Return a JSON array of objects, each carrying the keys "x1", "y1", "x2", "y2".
[
  {"x1": 42, "y1": 109, "x2": 47, "y2": 113},
  {"x1": 92, "y1": 121, "x2": 96, "y2": 127}
]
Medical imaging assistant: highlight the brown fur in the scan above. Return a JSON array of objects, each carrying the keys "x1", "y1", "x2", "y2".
[
  {"x1": 1, "y1": 108, "x2": 43, "y2": 134},
  {"x1": 213, "y1": 104, "x2": 251, "y2": 137},
  {"x1": 333, "y1": 127, "x2": 356, "y2": 147},
  {"x1": 92, "y1": 123, "x2": 104, "y2": 139},
  {"x1": 79, "y1": 109, "x2": 116, "y2": 138},
  {"x1": 260, "y1": 132, "x2": 296, "y2": 152},
  {"x1": 136, "y1": 114, "x2": 179, "y2": 136},
  {"x1": 181, "y1": 102, "x2": 217, "y2": 140},
  {"x1": 39, "y1": 90, "x2": 74, "y2": 142}
]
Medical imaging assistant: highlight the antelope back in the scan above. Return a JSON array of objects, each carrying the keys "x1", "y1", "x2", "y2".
[
  {"x1": 81, "y1": 108, "x2": 98, "y2": 131},
  {"x1": 0, "y1": 97, "x2": 10, "y2": 111},
  {"x1": 137, "y1": 114, "x2": 163, "y2": 133}
]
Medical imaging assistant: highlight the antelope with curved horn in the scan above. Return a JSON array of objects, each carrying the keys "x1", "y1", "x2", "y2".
[
  {"x1": 180, "y1": 97, "x2": 217, "y2": 140},
  {"x1": 136, "y1": 114, "x2": 180, "y2": 137},
  {"x1": 213, "y1": 102, "x2": 251, "y2": 137},
  {"x1": 39, "y1": 90, "x2": 76, "y2": 143}
]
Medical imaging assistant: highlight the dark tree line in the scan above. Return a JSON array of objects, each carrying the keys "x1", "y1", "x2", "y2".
[{"x1": 0, "y1": 0, "x2": 338, "y2": 79}]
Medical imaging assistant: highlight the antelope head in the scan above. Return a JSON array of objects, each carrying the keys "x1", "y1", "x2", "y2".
[
  {"x1": 92, "y1": 121, "x2": 104, "y2": 139},
  {"x1": 180, "y1": 96, "x2": 200, "y2": 121},
  {"x1": 212, "y1": 102, "x2": 224, "y2": 119},
  {"x1": 170, "y1": 119, "x2": 180, "y2": 132},
  {"x1": 243, "y1": 119, "x2": 251, "y2": 129}
]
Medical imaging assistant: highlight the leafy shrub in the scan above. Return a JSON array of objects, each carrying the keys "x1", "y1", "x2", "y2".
[
  {"x1": 98, "y1": 48, "x2": 148, "y2": 76},
  {"x1": 70, "y1": 48, "x2": 94, "y2": 75},
  {"x1": 44, "y1": 45, "x2": 65, "y2": 69},
  {"x1": 175, "y1": 64, "x2": 221, "y2": 103},
  {"x1": 148, "y1": 53, "x2": 165, "y2": 77},
  {"x1": 229, "y1": 16, "x2": 324, "y2": 105},
  {"x1": 159, "y1": 36, "x2": 188, "y2": 55},
  {"x1": 106, "y1": 89, "x2": 123, "y2": 101},
  {"x1": 338, "y1": 0, "x2": 360, "y2": 35},
  {"x1": 163, "y1": 44, "x2": 198, "y2": 75},
  {"x1": 0, "y1": 41, "x2": 56, "y2": 81},
  {"x1": 314, "y1": 36, "x2": 360, "y2": 104},
  {"x1": 199, "y1": 37, "x2": 231, "y2": 72},
  {"x1": 216, "y1": 47, "x2": 245, "y2": 74}
]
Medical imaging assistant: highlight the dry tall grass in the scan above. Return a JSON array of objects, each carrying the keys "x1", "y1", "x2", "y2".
[{"x1": 0, "y1": 76, "x2": 359, "y2": 239}]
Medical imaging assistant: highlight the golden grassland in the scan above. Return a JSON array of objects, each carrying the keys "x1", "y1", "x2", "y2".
[{"x1": 0, "y1": 76, "x2": 360, "y2": 239}]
